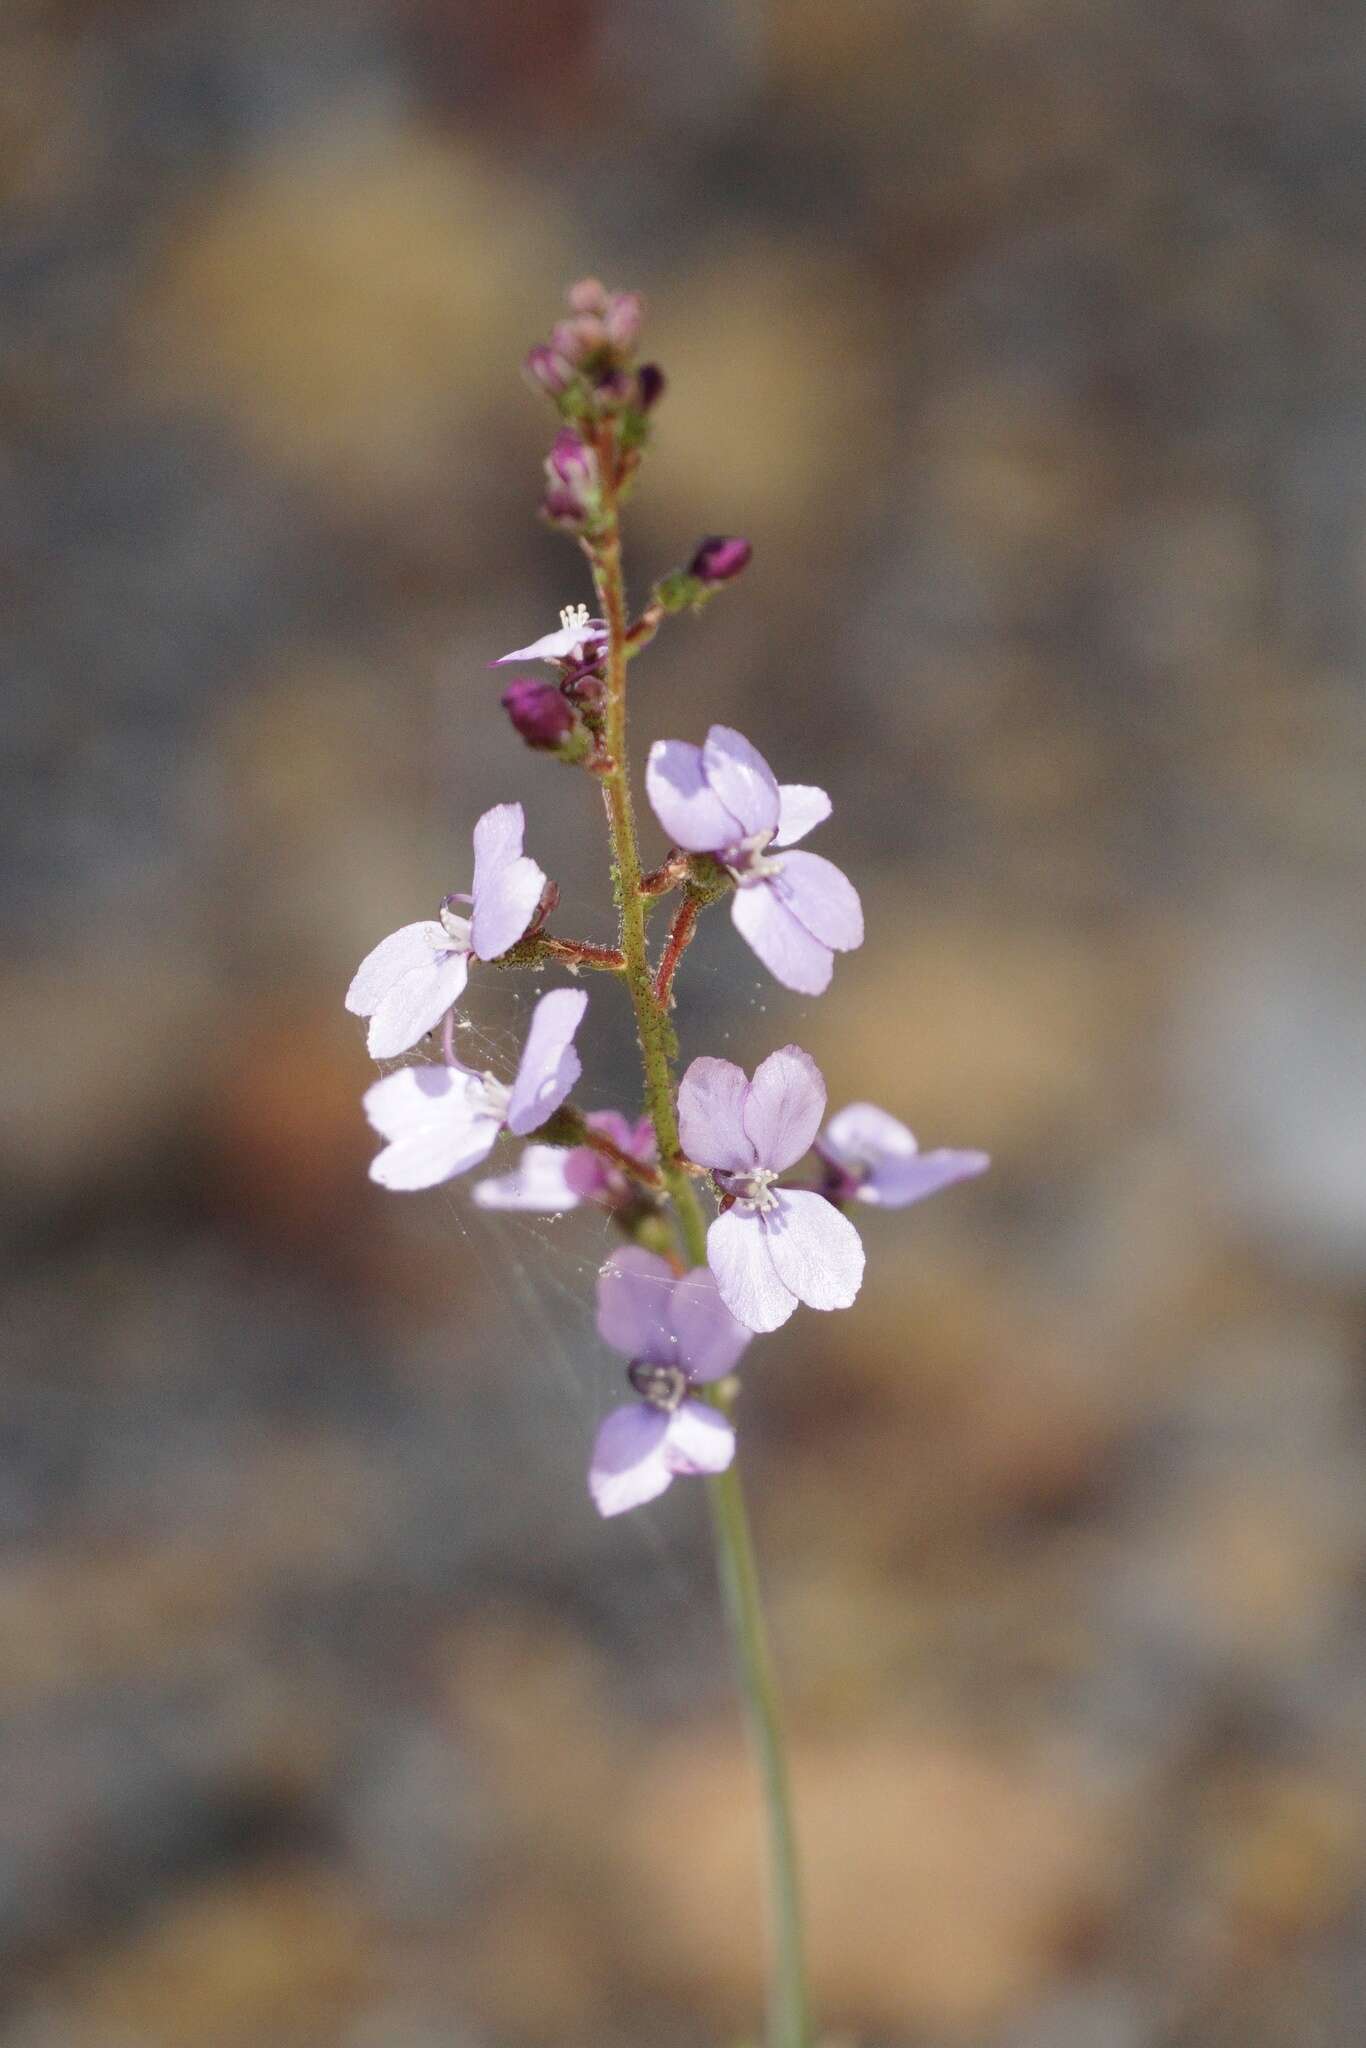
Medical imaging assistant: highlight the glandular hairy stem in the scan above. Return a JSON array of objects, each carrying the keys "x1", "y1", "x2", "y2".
[{"x1": 585, "y1": 426, "x2": 811, "y2": 2048}]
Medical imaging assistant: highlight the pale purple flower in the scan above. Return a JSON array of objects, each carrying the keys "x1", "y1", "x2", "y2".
[
  {"x1": 679, "y1": 1046, "x2": 865, "y2": 1333},
  {"x1": 346, "y1": 803, "x2": 547, "y2": 1059},
  {"x1": 818, "y1": 1103, "x2": 990, "y2": 1208},
  {"x1": 473, "y1": 1111, "x2": 656, "y2": 1214},
  {"x1": 588, "y1": 1247, "x2": 751, "y2": 1517},
  {"x1": 646, "y1": 725, "x2": 863, "y2": 996},
  {"x1": 493, "y1": 603, "x2": 606, "y2": 669},
  {"x1": 364, "y1": 988, "x2": 588, "y2": 1191}
]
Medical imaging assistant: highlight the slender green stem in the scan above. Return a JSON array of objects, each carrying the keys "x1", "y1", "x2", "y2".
[
  {"x1": 587, "y1": 432, "x2": 811, "y2": 2048},
  {"x1": 708, "y1": 1458, "x2": 809, "y2": 2048}
]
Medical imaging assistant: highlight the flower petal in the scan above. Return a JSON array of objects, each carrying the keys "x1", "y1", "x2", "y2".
[
  {"x1": 774, "y1": 783, "x2": 832, "y2": 847},
  {"x1": 702, "y1": 726, "x2": 781, "y2": 838},
  {"x1": 365, "y1": 948, "x2": 470, "y2": 1059},
  {"x1": 471, "y1": 1145, "x2": 581, "y2": 1211},
  {"x1": 706, "y1": 1207, "x2": 796, "y2": 1333},
  {"x1": 865, "y1": 1147, "x2": 991, "y2": 1208},
  {"x1": 346, "y1": 922, "x2": 450, "y2": 1017},
  {"x1": 646, "y1": 739, "x2": 741, "y2": 852},
  {"x1": 363, "y1": 1066, "x2": 499, "y2": 1190},
  {"x1": 823, "y1": 1101, "x2": 918, "y2": 1168},
  {"x1": 561, "y1": 1148, "x2": 612, "y2": 1202},
  {"x1": 494, "y1": 620, "x2": 604, "y2": 666},
  {"x1": 589, "y1": 1404, "x2": 673, "y2": 1517},
  {"x1": 741, "y1": 1045, "x2": 827, "y2": 1173},
  {"x1": 596, "y1": 1246, "x2": 677, "y2": 1361},
  {"x1": 678, "y1": 1057, "x2": 755, "y2": 1172},
  {"x1": 667, "y1": 1268, "x2": 753, "y2": 1382},
  {"x1": 505, "y1": 987, "x2": 588, "y2": 1136},
  {"x1": 664, "y1": 1399, "x2": 735, "y2": 1475},
  {"x1": 730, "y1": 884, "x2": 833, "y2": 996},
  {"x1": 773, "y1": 851, "x2": 864, "y2": 952},
  {"x1": 470, "y1": 802, "x2": 547, "y2": 961},
  {"x1": 763, "y1": 1190, "x2": 864, "y2": 1312}
]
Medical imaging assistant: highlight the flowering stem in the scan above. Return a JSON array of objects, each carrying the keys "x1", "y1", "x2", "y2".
[
  {"x1": 588, "y1": 429, "x2": 811, "y2": 2048},
  {"x1": 653, "y1": 892, "x2": 701, "y2": 1009}
]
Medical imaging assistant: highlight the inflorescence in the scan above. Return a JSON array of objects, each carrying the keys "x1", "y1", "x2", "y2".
[{"x1": 347, "y1": 280, "x2": 988, "y2": 1517}]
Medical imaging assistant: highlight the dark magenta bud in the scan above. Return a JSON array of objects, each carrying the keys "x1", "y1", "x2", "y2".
[
  {"x1": 501, "y1": 678, "x2": 587, "y2": 757},
  {"x1": 690, "y1": 535, "x2": 752, "y2": 584},
  {"x1": 635, "y1": 363, "x2": 666, "y2": 410}
]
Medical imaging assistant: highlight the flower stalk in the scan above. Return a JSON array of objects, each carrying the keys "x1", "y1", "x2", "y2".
[{"x1": 586, "y1": 426, "x2": 811, "y2": 2048}]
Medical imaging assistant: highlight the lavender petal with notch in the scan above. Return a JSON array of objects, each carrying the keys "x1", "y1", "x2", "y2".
[
  {"x1": 667, "y1": 1269, "x2": 753, "y2": 1382},
  {"x1": 589, "y1": 1405, "x2": 674, "y2": 1516},
  {"x1": 741, "y1": 1045, "x2": 827, "y2": 1173},
  {"x1": 365, "y1": 946, "x2": 471, "y2": 1060},
  {"x1": 730, "y1": 884, "x2": 834, "y2": 996},
  {"x1": 774, "y1": 783, "x2": 832, "y2": 847},
  {"x1": 663, "y1": 1400, "x2": 735, "y2": 1475},
  {"x1": 701, "y1": 725, "x2": 781, "y2": 838},
  {"x1": 645, "y1": 739, "x2": 740, "y2": 852},
  {"x1": 596, "y1": 1247, "x2": 677, "y2": 1360},
  {"x1": 505, "y1": 987, "x2": 588, "y2": 1136},
  {"x1": 706, "y1": 1207, "x2": 797, "y2": 1333},
  {"x1": 773, "y1": 850, "x2": 864, "y2": 953},
  {"x1": 347, "y1": 922, "x2": 471, "y2": 1060},
  {"x1": 469, "y1": 802, "x2": 547, "y2": 961},
  {"x1": 678, "y1": 1057, "x2": 755, "y2": 1171},
  {"x1": 763, "y1": 1190, "x2": 864, "y2": 1310}
]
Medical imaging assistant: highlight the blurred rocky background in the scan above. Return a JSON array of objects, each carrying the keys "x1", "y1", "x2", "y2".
[{"x1": 3, "y1": 1, "x2": 1366, "y2": 2043}]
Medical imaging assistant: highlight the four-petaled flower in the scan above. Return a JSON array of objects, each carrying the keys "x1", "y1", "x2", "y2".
[
  {"x1": 364, "y1": 989, "x2": 587, "y2": 1191},
  {"x1": 679, "y1": 1046, "x2": 865, "y2": 1333},
  {"x1": 346, "y1": 804, "x2": 547, "y2": 1059},
  {"x1": 589, "y1": 1248, "x2": 751, "y2": 1516},
  {"x1": 493, "y1": 603, "x2": 607, "y2": 669},
  {"x1": 818, "y1": 1104, "x2": 990, "y2": 1208},
  {"x1": 646, "y1": 726, "x2": 863, "y2": 995},
  {"x1": 473, "y1": 1111, "x2": 657, "y2": 1214}
]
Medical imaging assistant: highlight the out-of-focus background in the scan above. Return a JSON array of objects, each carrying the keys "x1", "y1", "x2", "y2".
[{"x1": 4, "y1": 3, "x2": 1366, "y2": 2044}]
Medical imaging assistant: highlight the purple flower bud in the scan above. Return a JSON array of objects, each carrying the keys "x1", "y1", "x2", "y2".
[
  {"x1": 603, "y1": 291, "x2": 643, "y2": 350},
  {"x1": 551, "y1": 316, "x2": 605, "y2": 366},
  {"x1": 501, "y1": 678, "x2": 579, "y2": 751},
  {"x1": 566, "y1": 277, "x2": 608, "y2": 315},
  {"x1": 690, "y1": 535, "x2": 752, "y2": 585},
  {"x1": 635, "y1": 363, "x2": 666, "y2": 411},
  {"x1": 524, "y1": 344, "x2": 574, "y2": 396},
  {"x1": 546, "y1": 428, "x2": 594, "y2": 489}
]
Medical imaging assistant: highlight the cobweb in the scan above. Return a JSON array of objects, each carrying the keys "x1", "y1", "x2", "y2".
[{"x1": 375, "y1": 915, "x2": 802, "y2": 1610}]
